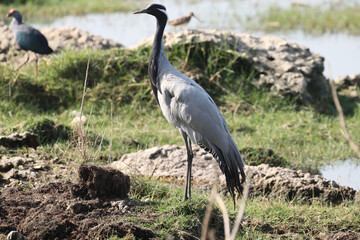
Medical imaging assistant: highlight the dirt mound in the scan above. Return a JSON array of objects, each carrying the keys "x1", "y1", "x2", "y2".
[
  {"x1": 0, "y1": 132, "x2": 39, "y2": 149},
  {"x1": 73, "y1": 164, "x2": 130, "y2": 199},
  {"x1": 110, "y1": 145, "x2": 357, "y2": 203},
  {"x1": 0, "y1": 165, "x2": 154, "y2": 240}
]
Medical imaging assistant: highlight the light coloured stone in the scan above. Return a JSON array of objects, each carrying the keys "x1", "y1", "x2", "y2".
[
  {"x1": 132, "y1": 29, "x2": 329, "y2": 102},
  {"x1": 110, "y1": 145, "x2": 357, "y2": 203},
  {"x1": 0, "y1": 22, "x2": 123, "y2": 66}
]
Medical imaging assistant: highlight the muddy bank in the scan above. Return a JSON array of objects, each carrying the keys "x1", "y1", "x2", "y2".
[
  {"x1": 1, "y1": 141, "x2": 357, "y2": 204},
  {"x1": 0, "y1": 164, "x2": 154, "y2": 240},
  {"x1": 0, "y1": 145, "x2": 358, "y2": 239}
]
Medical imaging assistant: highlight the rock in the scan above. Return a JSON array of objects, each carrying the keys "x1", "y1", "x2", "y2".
[
  {"x1": 0, "y1": 132, "x2": 39, "y2": 149},
  {"x1": 69, "y1": 110, "x2": 81, "y2": 116},
  {"x1": 132, "y1": 29, "x2": 329, "y2": 103},
  {"x1": 0, "y1": 156, "x2": 32, "y2": 172},
  {"x1": 7, "y1": 231, "x2": 27, "y2": 240},
  {"x1": 71, "y1": 116, "x2": 87, "y2": 126},
  {"x1": 335, "y1": 74, "x2": 360, "y2": 89},
  {"x1": 110, "y1": 145, "x2": 356, "y2": 203},
  {"x1": 72, "y1": 164, "x2": 130, "y2": 200},
  {"x1": 249, "y1": 164, "x2": 355, "y2": 204},
  {"x1": 331, "y1": 231, "x2": 359, "y2": 240}
]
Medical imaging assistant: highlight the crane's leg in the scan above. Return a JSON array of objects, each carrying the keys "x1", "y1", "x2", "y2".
[
  {"x1": 15, "y1": 52, "x2": 29, "y2": 71},
  {"x1": 181, "y1": 130, "x2": 193, "y2": 200}
]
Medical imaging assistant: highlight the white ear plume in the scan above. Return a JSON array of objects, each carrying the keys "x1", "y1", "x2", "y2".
[{"x1": 158, "y1": 8, "x2": 168, "y2": 18}]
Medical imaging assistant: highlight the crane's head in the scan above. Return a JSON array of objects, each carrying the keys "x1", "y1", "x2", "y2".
[
  {"x1": 133, "y1": 3, "x2": 168, "y2": 21},
  {"x1": 6, "y1": 9, "x2": 22, "y2": 22}
]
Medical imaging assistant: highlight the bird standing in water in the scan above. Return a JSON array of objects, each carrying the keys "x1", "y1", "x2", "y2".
[
  {"x1": 134, "y1": 3, "x2": 245, "y2": 201},
  {"x1": 168, "y1": 12, "x2": 200, "y2": 28},
  {"x1": 6, "y1": 9, "x2": 53, "y2": 75}
]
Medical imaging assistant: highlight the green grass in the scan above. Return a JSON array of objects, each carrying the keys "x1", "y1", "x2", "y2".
[
  {"x1": 0, "y1": 0, "x2": 145, "y2": 23},
  {"x1": 1, "y1": 43, "x2": 359, "y2": 171},
  {"x1": 247, "y1": 2, "x2": 360, "y2": 35},
  {"x1": 103, "y1": 175, "x2": 360, "y2": 239},
  {"x1": 1, "y1": 35, "x2": 359, "y2": 240}
]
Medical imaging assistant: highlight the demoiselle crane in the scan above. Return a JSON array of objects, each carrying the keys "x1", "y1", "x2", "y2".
[
  {"x1": 134, "y1": 3, "x2": 245, "y2": 201},
  {"x1": 6, "y1": 9, "x2": 53, "y2": 75}
]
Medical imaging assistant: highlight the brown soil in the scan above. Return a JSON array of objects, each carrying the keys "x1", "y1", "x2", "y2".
[
  {"x1": 0, "y1": 164, "x2": 155, "y2": 240},
  {"x1": 0, "y1": 145, "x2": 359, "y2": 239}
]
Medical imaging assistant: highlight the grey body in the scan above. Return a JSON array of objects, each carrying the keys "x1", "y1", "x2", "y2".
[
  {"x1": 134, "y1": 4, "x2": 245, "y2": 200},
  {"x1": 157, "y1": 49, "x2": 235, "y2": 157}
]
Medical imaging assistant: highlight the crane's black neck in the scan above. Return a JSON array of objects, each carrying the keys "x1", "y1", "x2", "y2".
[{"x1": 148, "y1": 15, "x2": 167, "y2": 104}]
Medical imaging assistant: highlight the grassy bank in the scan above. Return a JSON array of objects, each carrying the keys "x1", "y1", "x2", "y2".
[
  {"x1": 0, "y1": 42, "x2": 359, "y2": 239},
  {"x1": 0, "y1": 0, "x2": 144, "y2": 23},
  {"x1": 1, "y1": 44, "x2": 359, "y2": 172},
  {"x1": 111, "y1": 175, "x2": 360, "y2": 239},
  {"x1": 248, "y1": 2, "x2": 360, "y2": 35}
]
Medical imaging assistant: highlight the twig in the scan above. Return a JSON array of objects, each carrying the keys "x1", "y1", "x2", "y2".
[
  {"x1": 201, "y1": 187, "x2": 217, "y2": 240},
  {"x1": 201, "y1": 156, "x2": 250, "y2": 239},
  {"x1": 103, "y1": 53, "x2": 113, "y2": 75},
  {"x1": 85, "y1": 105, "x2": 93, "y2": 136},
  {"x1": 329, "y1": 77, "x2": 360, "y2": 158},
  {"x1": 180, "y1": 230, "x2": 200, "y2": 240},
  {"x1": 229, "y1": 173, "x2": 250, "y2": 239},
  {"x1": 108, "y1": 101, "x2": 113, "y2": 164},
  {"x1": 181, "y1": 44, "x2": 192, "y2": 71},
  {"x1": 214, "y1": 193, "x2": 231, "y2": 239},
  {"x1": 80, "y1": 52, "x2": 91, "y2": 120},
  {"x1": 125, "y1": 82, "x2": 149, "y2": 87},
  {"x1": 148, "y1": 162, "x2": 159, "y2": 180},
  {"x1": 93, "y1": 129, "x2": 106, "y2": 162},
  {"x1": 78, "y1": 51, "x2": 91, "y2": 161}
]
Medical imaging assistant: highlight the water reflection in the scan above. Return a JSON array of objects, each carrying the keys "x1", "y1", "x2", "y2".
[
  {"x1": 32, "y1": 0, "x2": 360, "y2": 78},
  {"x1": 320, "y1": 159, "x2": 360, "y2": 190}
]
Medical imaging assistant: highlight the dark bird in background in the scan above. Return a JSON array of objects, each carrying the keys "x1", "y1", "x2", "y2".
[
  {"x1": 168, "y1": 11, "x2": 200, "y2": 28},
  {"x1": 6, "y1": 9, "x2": 53, "y2": 75},
  {"x1": 134, "y1": 4, "x2": 245, "y2": 202}
]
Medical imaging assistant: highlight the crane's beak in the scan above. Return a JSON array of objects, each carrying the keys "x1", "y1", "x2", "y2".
[
  {"x1": 133, "y1": 8, "x2": 148, "y2": 14},
  {"x1": 6, "y1": 12, "x2": 11, "y2": 18}
]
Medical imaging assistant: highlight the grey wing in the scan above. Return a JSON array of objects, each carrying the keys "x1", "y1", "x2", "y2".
[
  {"x1": 174, "y1": 83, "x2": 246, "y2": 190},
  {"x1": 176, "y1": 85, "x2": 230, "y2": 148}
]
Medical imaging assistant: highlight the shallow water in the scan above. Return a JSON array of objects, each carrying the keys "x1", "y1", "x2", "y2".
[
  {"x1": 32, "y1": 0, "x2": 360, "y2": 79},
  {"x1": 320, "y1": 159, "x2": 360, "y2": 190}
]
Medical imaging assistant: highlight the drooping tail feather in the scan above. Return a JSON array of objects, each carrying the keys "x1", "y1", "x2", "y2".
[{"x1": 199, "y1": 138, "x2": 246, "y2": 199}]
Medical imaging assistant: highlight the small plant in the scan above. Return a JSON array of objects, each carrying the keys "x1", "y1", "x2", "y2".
[{"x1": 23, "y1": 118, "x2": 71, "y2": 145}]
